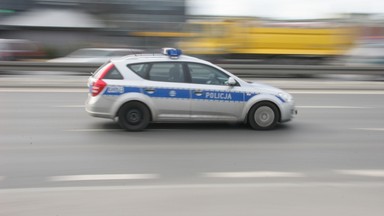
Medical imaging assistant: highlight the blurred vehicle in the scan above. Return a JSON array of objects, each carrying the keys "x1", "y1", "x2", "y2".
[
  {"x1": 341, "y1": 42, "x2": 384, "y2": 66},
  {"x1": 178, "y1": 19, "x2": 356, "y2": 64},
  {"x1": 48, "y1": 48, "x2": 143, "y2": 64},
  {"x1": 86, "y1": 48, "x2": 296, "y2": 131},
  {"x1": 0, "y1": 39, "x2": 44, "y2": 61}
]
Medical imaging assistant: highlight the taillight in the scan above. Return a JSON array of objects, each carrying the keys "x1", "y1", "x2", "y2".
[
  {"x1": 90, "y1": 63, "x2": 114, "y2": 97},
  {"x1": 91, "y1": 79, "x2": 107, "y2": 96}
]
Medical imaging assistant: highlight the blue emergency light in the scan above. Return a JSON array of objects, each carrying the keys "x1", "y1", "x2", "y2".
[{"x1": 162, "y1": 48, "x2": 182, "y2": 58}]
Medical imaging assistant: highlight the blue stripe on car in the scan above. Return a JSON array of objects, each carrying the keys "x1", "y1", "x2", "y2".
[
  {"x1": 104, "y1": 86, "x2": 259, "y2": 102},
  {"x1": 144, "y1": 88, "x2": 190, "y2": 99}
]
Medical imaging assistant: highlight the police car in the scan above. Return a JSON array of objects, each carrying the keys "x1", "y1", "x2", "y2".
[{"x1": 85, "y1": 48, "x2": 297, "y2": 131}]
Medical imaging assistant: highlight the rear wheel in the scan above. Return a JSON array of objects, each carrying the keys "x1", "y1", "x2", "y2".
[
  {"x1": 248, "y1": 102, "x2": 279, "y2": 130},
  {"x1": 118, "y1": 102, "x2": 150, "y2": 131}
]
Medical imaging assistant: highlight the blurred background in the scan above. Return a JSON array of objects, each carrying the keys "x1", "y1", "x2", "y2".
[
  {"x1": 2, "y1": 2, "x2": 384, "y2": 215},
  {"x1": 0, "y1": 0, "x2": 384, "y2": 66}
]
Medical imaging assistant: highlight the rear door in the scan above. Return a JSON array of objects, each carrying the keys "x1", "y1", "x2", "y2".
[{"x1": 130, "y1": 62, "x2": 191, "y2": 121}]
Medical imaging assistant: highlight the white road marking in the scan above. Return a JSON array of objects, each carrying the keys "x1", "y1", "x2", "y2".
[
  {"x1": 2, "y1": 182, "x2": 384, "y2": 194},
  {"x1": 203, "y1": 171, "x2": 305, "y2": 178},
  {"x1": 0, "y1": 88, "x2": 87, "y2": 93},
  {"x1": 65, "y1": 129, "x2": 122, "y2": 132},
  {"x1": 353, "y1": 128, "x2": 384, "y2": 132},
  {"x1": 336, "y1": 170, "x2": 384, "y2": 177},
  {"x1": 289, "y1": 90, "x2": 384, "y2": 95},
  {"x1": 53, "y1": 105, "x2": 85, "y2": 108},
  {"x1": 297, "y1": 106, "x2": 372, "y2": 109},
  {"x1": 48, "y1": 174, "x2": 159, "y2": 182}
]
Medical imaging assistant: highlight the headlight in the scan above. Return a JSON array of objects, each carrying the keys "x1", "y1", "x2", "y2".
[{"x1": 277, "y1": 92, "x2": 293, "y2": 103}]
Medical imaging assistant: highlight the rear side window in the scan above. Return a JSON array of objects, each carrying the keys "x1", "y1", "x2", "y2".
[
  {"x1": 149, "y1": 63, "x2": 184, "y2": 82},
  {"x1": 103, "y1": 67, "x2": 124, "y2": 79},
  {"x1": 128, "y1": 62, "x2": 185, "y2": 83},
  {"x1": 128, "y1": 63, "x2": 150, "y2": 79}
]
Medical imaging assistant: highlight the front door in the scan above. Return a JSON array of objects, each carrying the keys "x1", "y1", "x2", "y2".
[{"x1": 186, "y1": 63, "x2": 244, "y2": 121}]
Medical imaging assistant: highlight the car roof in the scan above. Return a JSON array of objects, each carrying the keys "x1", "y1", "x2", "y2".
[{"x1": 111, "y1": 54, "x2": 210, "y2": 64}]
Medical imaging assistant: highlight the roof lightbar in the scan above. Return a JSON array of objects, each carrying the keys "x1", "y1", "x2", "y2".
[{"x1": 162, "y1": 48, "x2": 182, "y2": 59}]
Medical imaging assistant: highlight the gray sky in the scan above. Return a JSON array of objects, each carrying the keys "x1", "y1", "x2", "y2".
[{"x1": 187, "y1": 0, "x2": 384, "y2": 19}]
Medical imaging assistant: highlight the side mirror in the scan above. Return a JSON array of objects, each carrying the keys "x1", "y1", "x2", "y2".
[{"x1": 227, "y1": 77, "x2": 237, "y2": 86}]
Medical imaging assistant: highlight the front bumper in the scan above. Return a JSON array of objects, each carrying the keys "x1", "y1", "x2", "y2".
[{"x1": 280, "y1": 101, "x2": 297, "y2": 122}]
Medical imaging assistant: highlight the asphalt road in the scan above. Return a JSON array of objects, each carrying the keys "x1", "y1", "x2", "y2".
[{"x1": 1, "y1": 79, "x2": 384, "y2": 216}]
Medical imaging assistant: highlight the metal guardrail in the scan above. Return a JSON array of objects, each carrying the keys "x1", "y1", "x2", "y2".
[
  {"x1": 0, "y1": 61, "x2": 100, "y2": 75},
  {"x1": 1, "y1": 61, "x2": 384, "y2": 76},
  {"x1": 219, "y1": 64, "x2": 384, "y2": 77}
]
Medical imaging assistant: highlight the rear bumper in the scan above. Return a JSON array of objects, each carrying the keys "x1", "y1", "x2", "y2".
[
  {"x1": 85, "y1": 107, "x2": 113, "y2": 119},
  {"x1": 85, "y1": 95, "x2": 114, "y2": 119}
]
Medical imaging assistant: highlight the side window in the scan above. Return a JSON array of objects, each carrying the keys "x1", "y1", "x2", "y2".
[
  {"x1": 148, "y1": 63, "x2": 185, "y2": 83},
  {"x1": 188, "y1": 63, "x2": 229, "y2": 85},
  {"x1": 128, "y1": 63, "x2": 150, "y2": 79},
  {"x1": 93, "y1": 63, "x2": 123, "y2": 80},
  {"x1": 103, "y1": 67, "x2": 124, "y2": 79}
]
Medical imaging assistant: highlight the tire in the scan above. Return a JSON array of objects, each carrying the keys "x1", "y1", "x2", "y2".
[
  {"x1": 248, "y1": 102, "x2": 280, "y2": 130},
  {"x1": 118, "y1": 102, "x2": 150, "y2": 131}
]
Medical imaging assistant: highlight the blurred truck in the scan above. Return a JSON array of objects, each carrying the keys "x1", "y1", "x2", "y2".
[{"x1": 178, "y1": 19, "x2": 356, "y2": 64}]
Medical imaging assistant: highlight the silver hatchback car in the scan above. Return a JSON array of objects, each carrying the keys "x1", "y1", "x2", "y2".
[{"x1": 86, "y1": 48, "x2": 297, "y2": 131}]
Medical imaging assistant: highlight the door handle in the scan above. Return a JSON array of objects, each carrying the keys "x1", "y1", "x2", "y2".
[
  {"x1": 194, "y1": 90, "x2": 203, "y2": 96},
  {"x1": 144, "y1": 88, "x2": 155, "y2": 94}
]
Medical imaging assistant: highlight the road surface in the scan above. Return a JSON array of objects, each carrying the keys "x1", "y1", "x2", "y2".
[{"x1": 1, "y1": 77, "x2": 384, "y2": 216}]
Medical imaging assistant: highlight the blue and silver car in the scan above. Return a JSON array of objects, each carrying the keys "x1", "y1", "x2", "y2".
[{"x1": 85, "y1": 48, "x2": 297, "y2": 131}]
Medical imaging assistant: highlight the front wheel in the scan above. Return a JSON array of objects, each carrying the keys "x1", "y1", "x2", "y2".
[
  {"x1": 248, "y1": 102, "x2": 280, "y2": 130},
  {"x1": 118, "y1": 102, "x2": 150, "y2": 131}
]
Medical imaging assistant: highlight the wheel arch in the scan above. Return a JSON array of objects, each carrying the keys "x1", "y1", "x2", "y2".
[
  {"x1": 112, "y1": 93, "x2": 156, "y2": 121},
  {"x1": 242, "y1": 96, "x2": 283, "y2": 124},
  {"x1": 116, "y1": 100, "x2": 153, "y2": 122}
]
